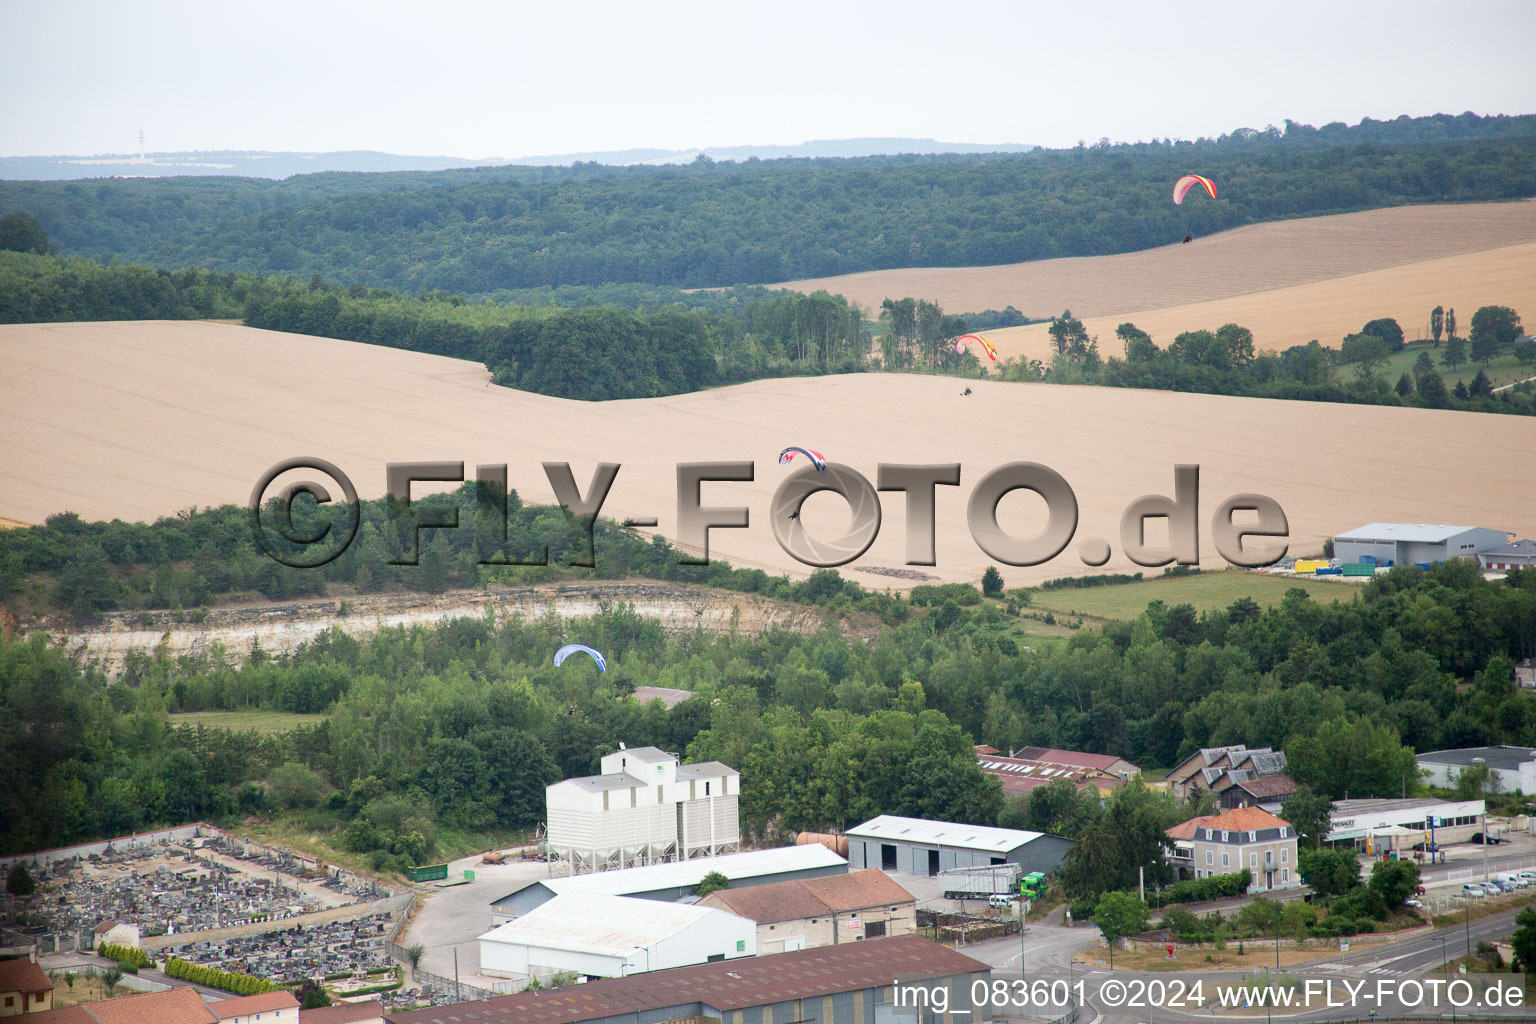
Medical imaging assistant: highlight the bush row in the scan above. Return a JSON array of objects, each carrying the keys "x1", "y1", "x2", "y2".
[
  {"x1": 97, "y1": 943, "x2": 152, "y2": 969},
  {"x1": 165, "y1": 956, "x2": 278, "y2": 995}
]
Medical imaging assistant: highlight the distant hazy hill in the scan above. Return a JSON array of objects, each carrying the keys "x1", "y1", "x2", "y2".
[
  {"x1": 504, "y1": 138, "x2": 1038, "y2": 166},
  {"x1": 0, "y1": 139, "x2": 1036, "y2": 180},
  {"x1": 0, "y1": 150, "x2": 502, "y2": 181}
]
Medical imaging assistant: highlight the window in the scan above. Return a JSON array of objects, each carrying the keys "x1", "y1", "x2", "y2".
[
  {"x1": 1248, "y1": 831, "x2": 1256, "y2": 842},
  {"x1": 1249, "y1": 852, "x2": 1257, "y2": 867},
  {"x1": 1282, "y1": 869, "x2": 1289, "y2": 883},
  {"x1": 705, "y1": 781, "x2": 711, "y2": 796},
  {"x1": 1205, "y1": 850, "x2": 1213, "y2": 865},
  {"x1": 1279, "y1": 827, "x2": 1288, "y2": 838},
  {"x1": 1281, "y1": 849, "x2": 1289, "y2": 863},
  {"x1": 1222, "y1": 853, "x2": 1230, "y2": 868},
  {"x1": 5, "y1": 998, "x2": 14, "y2": 1008},
  {"x1": 1221, "y1": 831, "x2": 1230, "y2": 842}
]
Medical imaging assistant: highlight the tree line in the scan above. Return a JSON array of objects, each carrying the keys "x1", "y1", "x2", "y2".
[
  {"x1": 4, "y1": 495, "x2": 1535, "y2": 871},
  {"x1": 1023, "y1": 306, "x2": 1536, "y2": 417},
  {"x1": 3, "y1": 113, "x2": 1535, "y2": 296}
]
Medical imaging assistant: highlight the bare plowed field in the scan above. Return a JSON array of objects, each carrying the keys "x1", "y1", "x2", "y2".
[{"x1": 4, "y1": 321, "x2": 1533, "y2": 587}]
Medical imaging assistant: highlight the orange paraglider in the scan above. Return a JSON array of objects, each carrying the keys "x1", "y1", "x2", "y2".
[{"x1": 954, "y1": 334, "x2": 998, "y2": 361}]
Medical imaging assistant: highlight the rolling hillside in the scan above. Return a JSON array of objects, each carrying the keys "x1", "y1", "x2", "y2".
[
  {"x1": 773, "y1": 200, "x2": 1536, "y2": 363},
  {"x1": 3, "y1": 321, "x2": 1533, "y2": 587}
]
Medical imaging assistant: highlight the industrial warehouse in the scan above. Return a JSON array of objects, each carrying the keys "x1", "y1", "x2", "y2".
[{"x1": 844, "y1": 815, "x2": 1073, "y2": 876}]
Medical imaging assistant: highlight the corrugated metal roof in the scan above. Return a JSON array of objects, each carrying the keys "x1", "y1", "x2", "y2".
[
  {"x1": 845, "y1": 815, "x2": 1044, "y2": 853},
  {"x1": 479, "y1": 894, "x2": 737, "y2": 956},
  {"x1": 1335, "y1": 523, "x2": 1491, "y2": 542},
  {"x1": 1417, "y1": 746, "x2": 1536, "y2": 771},
  {"x1": 388, "y1": 935, "x2": 986, "y2": 1024},
  {"x1": 1480, "y1": 540, "x2": 1536, "y2": 557},
  {"x1": 493, "y1": 844, "x2": 847, "y2": 904}
]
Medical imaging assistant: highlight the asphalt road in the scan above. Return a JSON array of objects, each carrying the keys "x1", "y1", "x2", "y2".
[{"x1": 1008, "y1": 906, "x2": 1535, "y2": 1024}]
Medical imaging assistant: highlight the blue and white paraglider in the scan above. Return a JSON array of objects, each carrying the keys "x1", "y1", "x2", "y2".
[{"x1": 554, "y1": 643, "x2": 607, "y2": 672}]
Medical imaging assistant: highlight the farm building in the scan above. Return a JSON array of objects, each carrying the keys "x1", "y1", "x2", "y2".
[
  {"x1": 1417, "y1": 746, "x2": 1536, "y2": 795},
  {"x1": 387, "y1": 935, "x2": 988, "y2": 1024},
  {"x1": 545, "y1": 745, "x2": 739, "y2": 875},
  {"x1": 478, "y1": 894, "x2": 755, "y2": 979},
  {"x1": 844, "y1": 815, "x2": 1072, "y2": 877},
  {"x1": 1478, "y1": 540, "x2": 1536, "y2": 571},
  {"x1": 697, "y1": 869, "x2": 916, "y2": 953},
  {"x1": 1326, "y1": 797, "x2": 1484, "y2": 847},
  {"x1": 489, "y1": 843, "x2": 848, "y2": 923},
  {"x1": 1332, "y1": 523, "x2": 1508, "y2": 568}
]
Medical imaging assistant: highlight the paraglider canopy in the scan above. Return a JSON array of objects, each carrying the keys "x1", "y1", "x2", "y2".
[
  {"x1": 554, "y1": 643, "x2": 607, "y2": 672},
  {"x1": 955, "y1": 334, "x2": 998, "y2": 361},
  {"x1": 778, "y1": 446, "x2": 828, "y2": 473},
  {"x1": 1173, "y1": 174, "x2": 1217, "y2": 205}
]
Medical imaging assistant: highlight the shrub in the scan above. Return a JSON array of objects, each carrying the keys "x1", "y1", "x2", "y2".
[{"x1": 910, "y1": 582, "x2": 982, "y2": 607}]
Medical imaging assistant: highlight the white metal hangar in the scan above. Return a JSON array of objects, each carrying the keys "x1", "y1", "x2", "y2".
[
  {"x1": 478, "y1": 893, "x2": 756, "y2": 980},
  {"x1": 545, "y1": 745, "x2": 740, "y2": 875},
  {"x1": 490, "y1": 843, "x2": 849, "y2": 923}
]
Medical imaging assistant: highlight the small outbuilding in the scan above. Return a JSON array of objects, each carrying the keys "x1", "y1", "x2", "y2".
[
  {"x1": 1478, "y1": 540, "x2": 1536, "y2": 572},
  {"x1": 844, "y1": 815, "x2": 1072, "y2": 877}
]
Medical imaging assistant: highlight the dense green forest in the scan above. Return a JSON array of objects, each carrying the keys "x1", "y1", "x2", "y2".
[
  {"x1": 3, "y1": 491, "x2": 1535, "y2": 870},
  {"x1": 1015, "y1": 311, "x2": 1536, "y2": 416},
  {"x1": 3, "y1": 113, "x2": 1534, "y2": 295}
]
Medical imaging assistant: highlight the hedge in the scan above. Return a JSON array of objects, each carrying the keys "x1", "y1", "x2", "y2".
[
  {"x1": 97, "y1": 943, "x2": 152, "y2": 970},
  {"x1": 165, "y1": 956, "x2": 278, "y2": 995},
  {"x1": 1163, "y1": 869, "x2": 1252, "y2": 905}
]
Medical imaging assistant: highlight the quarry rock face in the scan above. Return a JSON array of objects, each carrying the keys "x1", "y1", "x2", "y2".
[{"x1": 47, "y1": 582, "x2": 829, "y2": 679}]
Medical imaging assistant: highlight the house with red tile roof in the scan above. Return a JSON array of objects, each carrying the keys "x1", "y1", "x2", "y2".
[
  {"x1": 0, "y1": 958, "x2": 52, "y2": 1017},
  {"x1": 28, "y1": 987, "x2": 218, "y2": 1024},
  {"x1": 208, "y1": 992, "x2": 298, "y2": 1024}
]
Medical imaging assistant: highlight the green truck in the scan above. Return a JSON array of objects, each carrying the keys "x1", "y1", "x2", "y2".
[{"x1": 1019, "y1": 872, "x2": 1047, "y2": 899}]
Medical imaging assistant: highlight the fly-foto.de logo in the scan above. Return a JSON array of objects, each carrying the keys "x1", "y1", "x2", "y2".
[{"x1": 248, "y1": 457, "x2": 1289, "y2": 571}]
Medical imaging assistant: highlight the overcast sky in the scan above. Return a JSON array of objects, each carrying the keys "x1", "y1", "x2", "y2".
[{"x1": 4, "y1": 0, "x2": 1534, "y2": 159}]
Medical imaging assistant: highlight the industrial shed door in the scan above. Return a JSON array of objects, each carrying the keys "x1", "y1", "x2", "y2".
[
  {"x1": 881, "y1": 844, "x2": 897, "y2": 870},
  {"x1": 928, "y1": 850, "x2": 940, "y2": 876}
]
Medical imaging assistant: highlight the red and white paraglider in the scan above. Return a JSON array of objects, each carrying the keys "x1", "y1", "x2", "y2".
[{"x1": 778, "y1": 446, "x2": 827, "y2": 473}]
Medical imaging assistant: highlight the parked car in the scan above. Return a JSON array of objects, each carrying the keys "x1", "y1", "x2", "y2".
[
  {"x1": 1501, "y1": 875, "x2": 1529, "y2": 889},
  {"x1": 1405, "y1": 898, "x2": 1424, "y2": 909},
  {"x1": 1479, "y1": 882, "x2": 1504, "y2": 896},
  {"x1": 1470, "y1": 833, "x2": 1503, "y2": 845},
  {"x1": 1462, "y1": 884, "x2": 1487, "y2": 898},
  {"x1": 1519, "y1": 870, "x2": 1536, "y2": 882}
]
